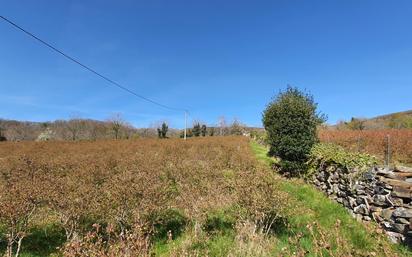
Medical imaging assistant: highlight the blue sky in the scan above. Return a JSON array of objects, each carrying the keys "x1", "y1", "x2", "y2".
[{"x1": 1, "y1": 1, "x2": 412, "y2": 128}]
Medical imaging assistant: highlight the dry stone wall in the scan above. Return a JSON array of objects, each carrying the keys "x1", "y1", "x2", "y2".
[{"x1": 311, "y1": 165, "x2": 412, "y2": 245}]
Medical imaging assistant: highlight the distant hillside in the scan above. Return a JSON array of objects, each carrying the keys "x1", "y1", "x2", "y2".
[
  {"x1": 373, "y1": 110, "x2": 412, "y2": 121},
  {"x1": 333, "y1": 110, "x2": 412, "y2": 130}
]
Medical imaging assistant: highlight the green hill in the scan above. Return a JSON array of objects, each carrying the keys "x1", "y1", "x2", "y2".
[{"x1": 335, "y1": 110, "x2": 412, "y2": 129}]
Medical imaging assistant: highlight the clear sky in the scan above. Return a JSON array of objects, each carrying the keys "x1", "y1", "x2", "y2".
[{"x1": 1, "y1": 1, "x2": 412, "y2": 128}]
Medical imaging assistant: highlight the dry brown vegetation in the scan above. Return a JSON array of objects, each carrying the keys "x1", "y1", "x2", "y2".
[
  {"x1": 0, "y1": 137, "x2": 288, "y2": 256},
  {"x1": 319, "y1": 129, "x2": 412, "y2": 165}
]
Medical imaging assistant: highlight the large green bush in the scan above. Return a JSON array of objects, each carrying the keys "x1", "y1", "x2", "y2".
[{"x1": 262, "y1": 86, "x2": 325, "y2": 175}]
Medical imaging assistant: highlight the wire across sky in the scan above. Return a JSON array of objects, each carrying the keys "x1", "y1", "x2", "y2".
[{"x1": 0, "y1": 15, "x2": 188, "y2": 114}]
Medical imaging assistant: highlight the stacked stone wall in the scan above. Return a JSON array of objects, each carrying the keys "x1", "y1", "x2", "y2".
[{"x1": 311, "y1": 165, "x2": 412, "y2": 244}]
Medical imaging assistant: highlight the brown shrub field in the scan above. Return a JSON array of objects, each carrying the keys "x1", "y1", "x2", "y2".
[
  {"x1": 0, "y1": 137, "x2": 288, "y2": 256},
  {"x1": 319, "y1": 129, "x2": 412, "y2": 165},
  {"x1": 0, "y1": 137, "x2": 409, "y2": 256}
]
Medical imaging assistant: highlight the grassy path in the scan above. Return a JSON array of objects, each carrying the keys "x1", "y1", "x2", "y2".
[{"x1": 250, "y1": 140, "x2": 411, "y2": 256}]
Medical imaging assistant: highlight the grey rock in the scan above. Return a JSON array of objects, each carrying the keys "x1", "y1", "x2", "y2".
[
  {"x1": 393, "y1": 207, "x2": 412, "y2": 218},
  {"x1": 370, "y1": 206, "x2": 382, "y2": 213},
  {"x1": 395, "y1": 217, "x2": 410, "y2": 224},
  {"x1": 337, "y1": 191, "x2": 347, "y2": 198},
  {"x1": 386, "y1": 231, "x2": 404, "y2": 244},
  {"x1": 372, "y1": 212, "x2": 382, "y2": 222},
  {"x1": 354, "y1": 204, "x2": 369, "y2": 215},
  {"x1": 317, "y1": 171, "x2": 326, "y2": 182},
  {"x1": 374, "y1": 186, "x2": 386, "y2": 195},
  {"x1": 373, "y1": 195, "x2": 388, "y2": 206},
  {"x1": 363, "y1": 216, "x2": 372, "y2": 221},
  {"x1": 363, "y1": 171, "x2": 375, "y2": 180},
  {"x1": 329, "y1": 172, "x2": 339, "y2": 182},
  {"x1": 356, "y1": 196, "x2": 365, "y2": 205},
  {"x1": 338, "y1": 184, "x2": 347, "y2": 191},
  {"x1": 348, "y1": 196, "x2": 357, "y2": 208},
  {"x1": 380, "y1": 209, "x2": 394, "y2": 220},
  {"x1": 356, "y1": 189, "x2": 366, "y2": 195},
  {"x1": 326, "y1": 166, "x2": 336, "y2": 173},
  {"x1": 392, "y1": 198, "x2": 404, "y2": 207},
  {"x1": 343, "y1": 199, "x2": 350, "y2": 208},
  {"x1": 382, "y1": 221, "x2": 393, "y2": 230},
  {"x1": 332, "y1": 184, "x2": 339, "y2": 193},
  {"x1": 393, "y1": 223, "x2": 407, "y2": 233},
  {"x1": 353, "y1": 184, "x2": 365, "y2": 191}
]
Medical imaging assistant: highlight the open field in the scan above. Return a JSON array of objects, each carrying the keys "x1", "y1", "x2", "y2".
[
  {"x1": 319, "y1": 129, "x2": 412, "y2": 166},
  {"x1": 0, "y1": 137, "x2": 410, "y2": 256}
]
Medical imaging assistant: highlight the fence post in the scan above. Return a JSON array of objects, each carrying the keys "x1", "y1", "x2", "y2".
[{"x1": 385, "y1": 134, "x2": 391, "y2": 170}]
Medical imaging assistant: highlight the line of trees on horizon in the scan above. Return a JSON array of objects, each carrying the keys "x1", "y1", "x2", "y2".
[
  {"x1": 179, "y1": 117, "x2": 246, "y2": 138},
  {"x1": 0, "y1": 115, "x2": 251, "y2": 142}
]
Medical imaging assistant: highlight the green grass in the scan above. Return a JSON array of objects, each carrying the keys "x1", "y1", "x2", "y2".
[
  {"x1": 152, "y1": 207, "x2": 238, "y2": 256},
  {"x1": 152, "y1": 226, "x2": 236, "y2": 256},
  {"x1": 0, "y1": 224, "x2": 65, "y2": 257},
  {"x1": 250, "y1": 140, "x2": 412, "y2": 256},
  {"x1": 250, "y1": 140, "x2": 277, "y2": 166}
]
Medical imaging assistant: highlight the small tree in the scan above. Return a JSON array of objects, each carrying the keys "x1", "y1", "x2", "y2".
[
  {"x1": 262, "y1": 86, "x2": 325, "y2": 176},
  {"x1": 346, "y1": 117, "x2": 365, "y2": 130},
  {"x1": 201, "y1": 125, "x2": 207, "y2": 137},
  {"x1": 66, "y1": 118, "x2": 85, "y2": 141},
  {"x1": 0, "y1": 126, "x2": 6, "y2": 141},
  {"x1": 157, "y1": 122, "x2": 168, "y2": 139},
  {"x1": 36, "y1": 128, "x2": 55, "y2": 141},
  {"x1": 192, "y1": 123, "x2": 201, "y2": 137},
  {"x1": 229, "y1": 119, "x2": 243, "y2": 135},
  {"x1": 209, "y1": 127, "x2": 215, "y2": 136},
  {"x1": 107, "y1": 113, "x2": 125, "y2": 140}
]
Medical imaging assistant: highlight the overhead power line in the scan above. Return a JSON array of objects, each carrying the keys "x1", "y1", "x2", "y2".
[{"x1": 0, "y1": 15, "x2": 188, "y2": 113}]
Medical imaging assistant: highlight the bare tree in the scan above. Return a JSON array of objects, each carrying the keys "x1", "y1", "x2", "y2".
[
  {"x1": 88, "y1": 121, "x2": 108, "y2": 141},
  {"x1": 107, "y1": 113, "x2": 126, "y2": 140},
  {"x1": 218, "y1": 116, "x2": 227, "y2": 136},
  {"x1": 4, "y1": 121, "x2": 37, "y2": 141},
  {"x1": 229, "y1": 118, "x2": 244, "y2": 135},
  {"x1": 66, "y1": 118, "x2": 86, "y2": 141}
]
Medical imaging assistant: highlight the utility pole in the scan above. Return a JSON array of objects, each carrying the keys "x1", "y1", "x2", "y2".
[{"x1": 184, "y1": 111, "x2": 187, "y2": 140}]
